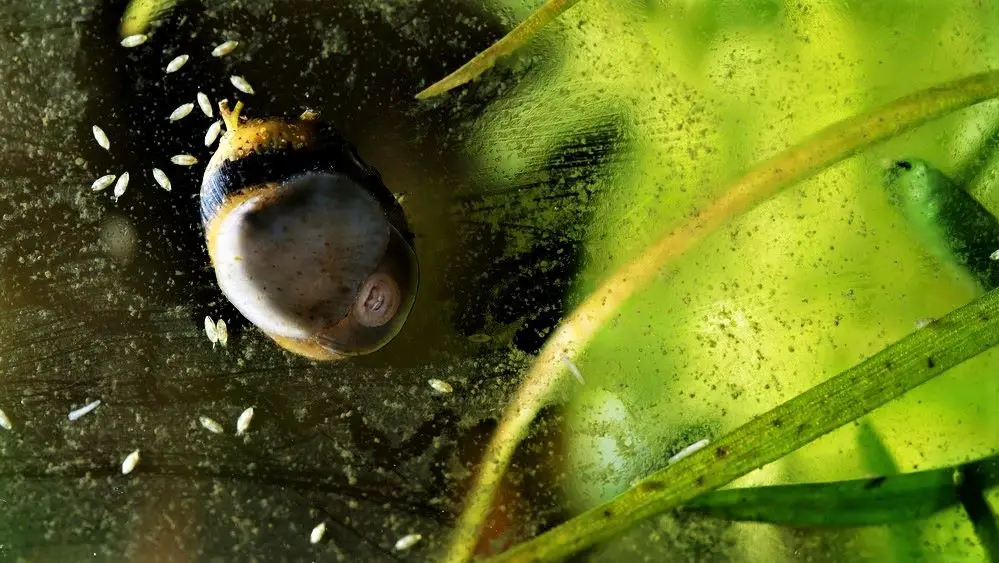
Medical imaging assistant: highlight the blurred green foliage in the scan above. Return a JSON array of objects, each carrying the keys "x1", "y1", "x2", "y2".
[{"x1": 474, "y1": 1, "x2": 999, "y2": 560}]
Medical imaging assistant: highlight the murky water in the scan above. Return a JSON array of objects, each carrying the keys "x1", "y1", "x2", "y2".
[{"x1": 0, "y1": 1, "x2": 579, "y2": 560}]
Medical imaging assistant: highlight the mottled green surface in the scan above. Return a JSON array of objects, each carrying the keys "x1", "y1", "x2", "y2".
[
  {"x1": 492, "y1": 277, "x2": 999, "y2": 562},
  {"x1": 468, "y1": 1, "x2": 999, "y2": 561}
]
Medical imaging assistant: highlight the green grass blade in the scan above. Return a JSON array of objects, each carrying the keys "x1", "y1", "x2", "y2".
[
  {"x1": 414, "y1": 0, "x2": 585, "y2": 100},
  {"x1": 884, "y1": 159, "x2": 999, "y2": 289},
  {"x1": 486, "y1": 288, "x2": 999, "y2": 562},
  {"x1": 957, "y1": 463, "x2": 999, "y2": 562},
  {"x1": 685, "y1": 453, "x2": 999, "y2": 527},
  {"x1": 856, "y1": 420, "x2": 924, "y2": 562},
  {"x1": 856, "y1": 421, "x2": 901, "y2": 476}
]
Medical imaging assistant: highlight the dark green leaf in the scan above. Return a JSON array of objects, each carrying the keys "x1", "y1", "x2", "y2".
[{"x1": 685, "y1": 452, "x2": 999, "y2": 527}]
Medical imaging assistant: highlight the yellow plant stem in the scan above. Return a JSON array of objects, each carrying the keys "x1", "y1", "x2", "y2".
[{"x1": 415, "y1": 0, "x2": 585, "y2": 100}]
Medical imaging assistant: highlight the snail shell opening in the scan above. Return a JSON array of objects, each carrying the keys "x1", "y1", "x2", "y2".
[{"x1": 353, "y1": 273, "x2": 401, "y2": 328}]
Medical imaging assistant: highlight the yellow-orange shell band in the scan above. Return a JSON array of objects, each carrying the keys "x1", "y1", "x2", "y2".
[
  {"x1": 207, "y1": 118, "x2": 319, "y2": 175},
  {"x1": 269, "y1": 333, "x2": 347, "y2": 361}
]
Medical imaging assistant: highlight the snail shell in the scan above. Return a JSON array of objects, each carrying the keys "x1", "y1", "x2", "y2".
[{"x1": 201, "y1": 102, "x2": 418, "y2": 360}]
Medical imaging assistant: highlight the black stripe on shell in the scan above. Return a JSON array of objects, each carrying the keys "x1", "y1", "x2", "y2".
[{"x1": 199, "y1": 121, "x2": 412, "y2": 243}]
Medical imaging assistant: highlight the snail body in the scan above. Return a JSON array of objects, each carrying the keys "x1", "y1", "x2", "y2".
[{"x1": 201, "y1": 102, "x2": 418, "y2": 360}]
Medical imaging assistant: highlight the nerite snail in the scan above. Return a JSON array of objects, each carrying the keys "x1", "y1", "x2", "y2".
[{"x1": 201, "y1": 101, "x2": 419, "y2": 360}]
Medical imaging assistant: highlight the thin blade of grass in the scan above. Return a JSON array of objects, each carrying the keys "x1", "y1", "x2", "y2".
[
  {"x1": 857, "y1": 420, "x2": 902, "y2": 475},
  {"x1": 957, "y1": 463, "x2": 999, "y2": 562},
  {"x1": 856, "y1": 420, "x2": 925, "y2": 560},
  {"x1": 445, "y1": 70, "x2": 999, "y2": 563},
  {"x1": 486, "y1": 290, "x2": 999, "y2": 562},
  {"x1": 685, "y1": 452, "x2": 999, "y2": 527},
  {"x1": 414, "y1": 0, "x2": 585, "y2": 100}
]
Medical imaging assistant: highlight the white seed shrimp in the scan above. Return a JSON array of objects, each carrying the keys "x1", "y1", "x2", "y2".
[
  {"x1": 197, "y1": 92, "x2": 213, "y2": 117},
  {"x1": 171, "y1": 154, "x2": 198, "y2": 166},
  {"x1": 113, "y1": 172, "x2": 130, "y2": 199},
  {"x1": 168, "y1": 103, "x2": 194, "y2": 121},
  {"x1": 165, "y1": 54, "x2": 189, "y2": 73},
  {"x1": 152, "y1": 168, "x2": 171, "y2": 191},
  {"x1": 204, "y1": 120, "x2": 222, "y2": 147},
  {"x1": 198, "y1": 415, "x2": 224, "y2": 434},
  {"x1": 211, "y1": 40, "x2": 238, "y2": 57},
  {"x1": 394, "y1": 533, "x2": 422, "y2": 551},
  {"x1": 229, "y1": 75, "x2": 254, "y2": 95},
  {"x1": 68, "y1": 399, "x2": 101, "y2": 421},
  {"x1": 215, "y1": 318, "x2": 227, "y2": 346},
  {"x1": 667, "y1": 439, "x2": 710, "y2": 465},
  {"x1": 121, "y1": 449, "x2": 140, "y2": 474},
  {"x1": 428, "y1": 379, "x2": 453, "y2": 394},
  {"x1": 236, "y1": 407, "x2": 254, "y2": 436},
  {"x1": 120, "y1": 34, "x2": 148, "y2": 48},
  {"x1": 91, "y1": 174, "x2": 116, "y2": 192},
  {"x1": 204, "y1": 315, "x2": 218, "y2": 344},
  {"x1": 92, "y1": 125, "x2": 110, "y2": 150},
  {"x1": 309, "y1": 522, "x2": 326, "y2": 544}
]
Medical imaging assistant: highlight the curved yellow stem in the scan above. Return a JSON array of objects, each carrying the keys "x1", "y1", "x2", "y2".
[{"x1": 415, "y1": 0, "x2": 585, "y2": 100}]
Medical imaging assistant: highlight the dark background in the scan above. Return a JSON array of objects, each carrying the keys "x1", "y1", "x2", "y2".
[{"x1": 0, "y1": 0, "x2": 619, "y2": 560}]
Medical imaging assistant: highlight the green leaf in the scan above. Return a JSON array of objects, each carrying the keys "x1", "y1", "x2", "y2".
[
  {"x1": 855, "y1": 420, "x2": 925, "y2": 561},
  {"x1": 884, "y1": 158, "x2": 999, "y2": 289},
  {"x1": 956, "y1": 463, "x2": 999, "y2": 562},
  {"x1": 684, "y1": 452, "x2": 999, "y2": 527}
]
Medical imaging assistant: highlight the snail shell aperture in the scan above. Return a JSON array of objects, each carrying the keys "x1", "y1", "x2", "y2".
[{"x1": 353, "y1": 273, "x2": 401, "y2": 328}]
